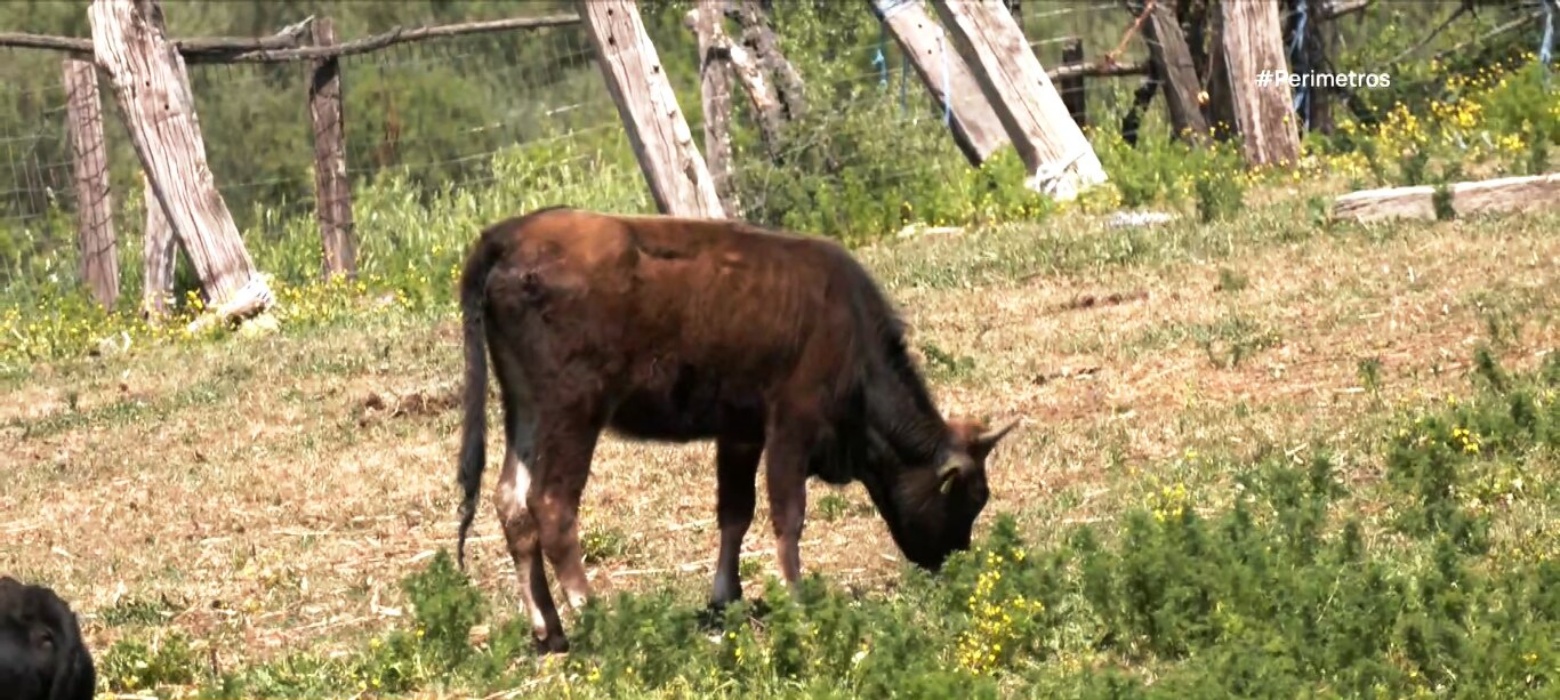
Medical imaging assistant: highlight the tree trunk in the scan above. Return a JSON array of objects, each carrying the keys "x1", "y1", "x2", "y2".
[
  {"x1": 89, "y1": 0, "x2": 273, "y2": 323},
  {"x1": 62, "y1": 58, "x2": 118, "y2": 310}
]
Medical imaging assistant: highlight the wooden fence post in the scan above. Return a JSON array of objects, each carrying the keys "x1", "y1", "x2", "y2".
[
  {"x1": 731, "y1": 0, "x2": 807, "y2": 121},
  {"x1": 688, "y1": 1, "x2": 738, "y2": 214},
  {"x1": 580, "y1": 0, "x2": 726, "y2": 219},
  {"x1": 709, "y1": 22, "x2": 786, "y2": 158},
  {"x1": 62, "y1": 58, "x2": 118, "y2": 310},
  {"x1": 871, "y1": 0, "x2": 1010, "y2": 167},
  {"x1": 1298, "y1": 0, "x2": 1335, "y2": 134},
  {"x1": 1135, "y1": 0, "x2": 1210, "y2": 142},
  {"x1": 1204, "y1": 8, "x2": 1237, "y2": 141},
  {"x1": 1217, "y1": 0, "x2": 1301, "y2": 167},
  {"x1": 89, "y1": 0, "x2": 273, "y2": 325},
  {"x1": 1058, "y1": 38, "x2": 1086, "y2": 129},
  {"x1": 1120, "y1": 77, "x2": 1159, "y2": 147},
  {"x1": 929, "y1": 0, "x2": 1109, "y2": 201},
  {"x1": 309, "y1": 16, "x2": 356, "y2": 280},
  {"x1": 140, "y1": 170, "x2": 177, "y2": 320}
]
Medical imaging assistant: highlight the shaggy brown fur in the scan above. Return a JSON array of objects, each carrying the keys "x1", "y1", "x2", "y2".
[
  {"x1": 0, "y1": 576, "x2": 95, "y2": 700},
  {"x1": 455, "y1": 206, "x2": 1017, "y2": 652}
]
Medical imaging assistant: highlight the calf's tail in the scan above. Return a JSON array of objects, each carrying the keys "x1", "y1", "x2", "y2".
[{"x1": 455, "y1": 229, "x2": 504, "y2": 571}]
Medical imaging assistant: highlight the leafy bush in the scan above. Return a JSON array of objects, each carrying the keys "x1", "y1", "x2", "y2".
[{"x1": 172, "y1": 348, "x2": 1560, "y2": 698}]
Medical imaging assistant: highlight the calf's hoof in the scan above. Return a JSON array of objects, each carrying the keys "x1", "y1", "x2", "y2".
[
  {"x1": 696, "y1": 599, "x2": 739, "y2": 631},
  {"x1": 533, "y1": 633, "x2": 571, "y2": 656}
]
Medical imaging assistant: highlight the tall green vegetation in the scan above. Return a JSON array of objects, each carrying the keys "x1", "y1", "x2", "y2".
[
  {"x1": 95, "y1": 349, "x2": 1560, "y2": 697},
  {"x1": 0, "y1": 1, "x2": 1552, "y2": 369}
]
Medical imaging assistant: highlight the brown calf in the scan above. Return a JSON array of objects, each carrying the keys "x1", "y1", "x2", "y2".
[{"x1": 454, "y1": 206, "x2": 1017, "y2": 653}]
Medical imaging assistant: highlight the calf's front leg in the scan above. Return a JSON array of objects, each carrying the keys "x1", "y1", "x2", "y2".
[
  {"x1": 763, "y1": 428, "x2": 812, "y2": 591},
  {"x1": 711, "y1": 438, "x2": 763, "y2": 609}
]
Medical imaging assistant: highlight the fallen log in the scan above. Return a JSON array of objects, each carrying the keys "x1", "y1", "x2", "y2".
[{"x1": 1332, "y1": 172, "x2": 1560, "y2": 223}]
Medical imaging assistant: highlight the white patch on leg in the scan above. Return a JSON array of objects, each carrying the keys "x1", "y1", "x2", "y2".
[
  {"x1": 508, "y1": 458, "x2": 532, "y2": 503},
  {"x1": 564, "y1": 585, "x2": 589, "y2": 613},
  {"x1": 526, "y1": 601, "x2": 550, "y2": 639},
  {"x1": 501, "y1": 453, "x2": 547, "y2": 638}
]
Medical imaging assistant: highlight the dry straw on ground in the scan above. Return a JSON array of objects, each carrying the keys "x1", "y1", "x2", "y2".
[{"x1": 2, "y1": 190, "x2": 1557, "y2": 668}]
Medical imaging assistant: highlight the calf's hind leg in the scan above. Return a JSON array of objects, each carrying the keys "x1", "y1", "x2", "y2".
[
  {"x1": 530, "y1": 409, "x2": 604, "y2": 624},
  {"x1": 493, "y1": 400, "x2": 568, "y2": 652}
]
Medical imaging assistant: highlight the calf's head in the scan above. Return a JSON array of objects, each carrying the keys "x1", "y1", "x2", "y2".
[
  {"x1": 887, "y1": 417, "x2": 1019, "y2": 572},
  {"x1": 0, "y1": 576, "x2": 96, "y2": 700}
]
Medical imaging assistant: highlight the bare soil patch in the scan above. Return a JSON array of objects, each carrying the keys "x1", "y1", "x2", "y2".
[{"x1": 2, "y1": 207, "x2": 1556, "y2": 666}]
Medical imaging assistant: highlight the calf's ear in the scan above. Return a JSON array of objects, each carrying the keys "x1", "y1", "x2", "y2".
[
  {"x1": 970, "y1": 418, "x2": 1019, "y2": 461},
  {"x1": 937, "y1": 453, "x2": 975, "y2": 494}
]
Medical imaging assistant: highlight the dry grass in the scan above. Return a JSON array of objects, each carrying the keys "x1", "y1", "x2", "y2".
[{"x1": 2, "y1": 187, "x2": 1557, "y2": 674}]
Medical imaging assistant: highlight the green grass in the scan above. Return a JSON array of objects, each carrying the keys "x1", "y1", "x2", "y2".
[
  {"x1": 3, "y1": 174, "x2": 1557, "y2": 697},
  {"x1": 3, "y1": 39, "x2": 1559, "y2": 697}
]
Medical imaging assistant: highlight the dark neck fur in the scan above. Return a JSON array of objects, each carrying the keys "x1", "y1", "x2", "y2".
[{"x1": 845, "y1": 268, "x2": 948, "y2": 470}]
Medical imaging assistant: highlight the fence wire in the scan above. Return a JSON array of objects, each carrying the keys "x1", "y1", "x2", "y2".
[{"x1": 0, "y1": 1, "x2": 1548, "y2": 298}]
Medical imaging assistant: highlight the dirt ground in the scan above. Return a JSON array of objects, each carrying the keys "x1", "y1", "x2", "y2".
[{"x1": 2, "y1": 197, "x2": 1557, "y2": 668}]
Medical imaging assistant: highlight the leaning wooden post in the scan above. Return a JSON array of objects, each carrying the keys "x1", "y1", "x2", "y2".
[
  {"x1": 1057, "y1": 38, "x2": 1086, "y2": 129},
  {"x1": 709, "y1": 22, "x2": 787, "y2": 159},
  {"x1": 140, "y1": 170, "x2": 177, "y2": 320},
  {"x1": 871, "y1": 0, "x2": 1010, "y2": 166},
  {"x1": 1135, "y1": 0, "x2": 1210, "y2": 143},
  {"x1": 89, "y1": 0, "x2": 273, "y2": 326},
  {"x1": 62, "y1": 58, "x2": 118, "y2": 311},
  {"x1": 731, "y1": 0, "x2": 807, "y2": 122},
  {"x1": 929, "y1": 0, "x2": 1109, "y2": 201},
  {"x1": 1216, "y1": 0, "x2": 1300, "y2": 167},
  {"x1": 309, "y1": 16, "x2": 357, "y2": 280},
  {"x1": 579, "y1": 0, "x2": 726, "y2": 219},
  {"x1": 687, "y1": 1, "x2": 739, "y2": 214}
]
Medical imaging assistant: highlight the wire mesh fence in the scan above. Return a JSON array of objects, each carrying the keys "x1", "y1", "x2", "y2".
[{"x1": 0, "y1": 0, "x2": 1550, "y2": 300}]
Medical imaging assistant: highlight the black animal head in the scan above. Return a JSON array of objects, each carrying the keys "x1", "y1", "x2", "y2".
[
  {"x1": 0, "y1": 576, "x2": 96, "y2": 700},
  {"x1": 883, "y1": 418, "x2": 1019, "y2": 571}
]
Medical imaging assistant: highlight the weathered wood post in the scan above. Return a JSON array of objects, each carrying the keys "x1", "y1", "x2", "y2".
[
  {"x1": 929, "y1": 0, "x2": 1109, "y2": 201},
  {"x1": 1204, "y1": 7, "x2": 1237, "y2": 142},
  {"x1": 718, "y1": 28, "x2": 787, "y2": 158},
  {"x1": 140, "y1": 170, "x2": 177, "y2": 320},
  {"x1": 1058, "y1": 38, "x2": 1086, "y2": 129},
  {"x1": 687, "y1": 0, "x2": 738, "y2": 214},
  {"x1": 89, "y1": 0, "x2": 273, "y2": 325},
  {"x1": 62, "y1": 58, "x2": 118, "y2": 310},
  {"x1": 1217, "y1": 0, "x2": 1301, "y2": 166},
  {"x1": 1134, "y1": 0, "x2": 1210, "y2": 143},
  {"x1": 870, "y1": 0, "x2": 1010, "y2": 166},
  {"x1": 730, "y1": 0, "x2": 807, "y2": 121},
  {"x1": 309, "y1": 16, "x2": 357, "y2": 280},
  {"x1": 580, "y1": 0, "x2": 726, "y2": 219}
]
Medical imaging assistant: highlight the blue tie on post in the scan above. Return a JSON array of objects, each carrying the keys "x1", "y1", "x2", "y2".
[{"x1": 1287, "y1": 0, "x2": 1310, "y2": 131}]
